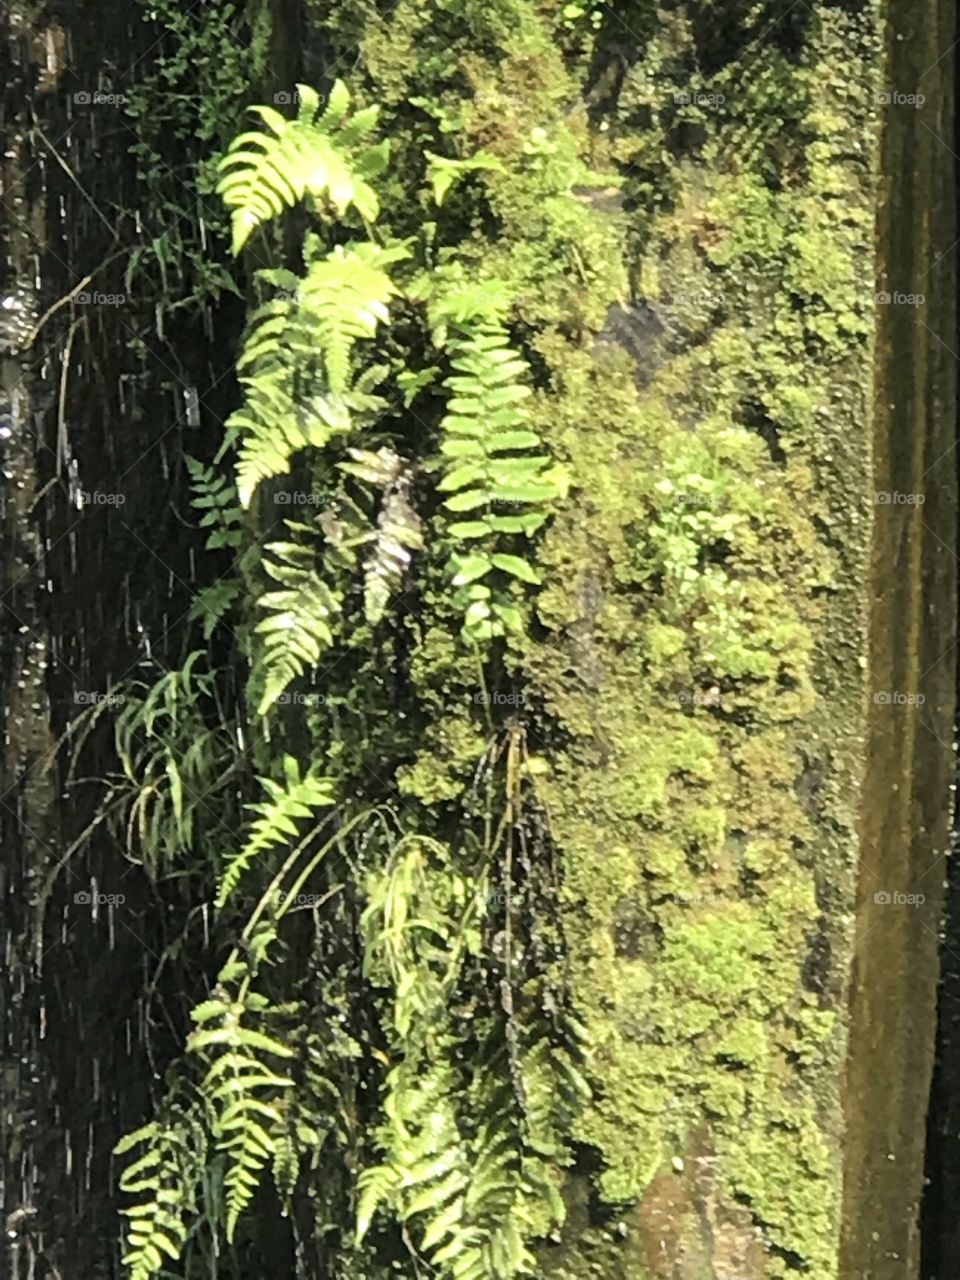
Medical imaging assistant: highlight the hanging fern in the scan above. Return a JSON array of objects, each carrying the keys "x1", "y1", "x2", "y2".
[
  {"x1": 217, "y1": 80, "x2": 388, "y2": 253},
  {"x1": 186, "y1": 981, "x2": 298, "y2": 1240},
  {"x1": 430, "y1": 285, "x2": 566, "y2": 642},
  {"x1": 252, "y1": 528, "x2": 342, "y2": 715},
  {"x1": 217, "y1": 754, "x2": 335, "y2": 906},
  {"x1": 356, "y1": 835, "x2": 585, "y2": 1278},
  {"x1": 339, "y1": 446, "x2": 424, "y2": 624},
  {"x1": 115, "y1": 1084, "x2": 210, "y2": 1280},
  {"x1": 185, "y1": 455, "x2": 243, "y2": 550},
  {"x1": 227, "y1": 241, "x2": 406, "y2": 505}
]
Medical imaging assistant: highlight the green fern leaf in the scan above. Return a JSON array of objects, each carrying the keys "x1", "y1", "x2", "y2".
[
  {"x1": 430, "y1": 303, "x2": 561, "y2": 642},
  {"x1": 252, "y1": 532, "x2": 342, "y2": 716},
  {"x1": 217, "y1": 81, "x2": 385, "y2": 252},
  {"x1": 216, "y1": 755, "x2": 335, "y2": 906}
]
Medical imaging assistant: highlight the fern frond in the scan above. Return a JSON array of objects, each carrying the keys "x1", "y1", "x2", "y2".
[
  {"x1": 339, "y1": 447, "x2": 423, "y2": 624},
  {"x1": 252, "y1": 530, "x2": 342, "y2": 715},
  {"x1": 217, "y1": 81, "x2": 388, "y2": 253},
  {"x1": 226, "y1": 242, "x2": 405, "y2": 506},
  {"x1": 430, "y1": 303, "x2": 565, "y2": 642},
  {"x1": 185, "y1": 455, "x2": 243, "y2": 551},
  {"x1": 187, "y1": 988, "x2": 298, "y2": 1241},
  {"x1": 115, "y1": 1086, "x2": 209, "y2": 1280},
  {"x1": 425, "y1": 149, "x2": 506, "y2": 206},
  {"x1": 217, "y1": 754, "x2": 335, "y2": 906},
  {"x1": 297, "y1": 241, "x2": 407, "y2": 395},
  {"x1": 188, "y1": 580, "x2": 241, "y2": 640}
]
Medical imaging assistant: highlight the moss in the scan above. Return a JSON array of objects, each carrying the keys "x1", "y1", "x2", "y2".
[{"x1": 288, "y1": 0, "x2": 883, "y2": 1275}]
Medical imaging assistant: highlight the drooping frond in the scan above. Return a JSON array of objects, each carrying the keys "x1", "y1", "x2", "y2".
[
  {"x1": 252, "y1": 530, "x2": 342, "y2": 715},
  {"x1": 187, "y1": 984, "x2": 297, "y2": 1240},
  {"x1": 339, "y1": 447, "x2": 423, "y2": 624},
  {"x1": 226, "y1": 241, "x2": 405, "y2": 506},
  {"x1": 217, "y1": 81, "x2": 388, "y2": 253},
  {"x1": 115, "y1": 1085, "x2": 209, "y2": 1280},
  {"x1": 217, "y1": 754, "x2": 335, "y2": 906},
  {"x1": 356, "y1": 836, "x2": 584, "y2": 1278}
]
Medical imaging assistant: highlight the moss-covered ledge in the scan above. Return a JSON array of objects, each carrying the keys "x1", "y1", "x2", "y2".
[
  {"x1": 297, "y1": 0, "x2": 953, "y2": 1274},
  {"x1": 513, "y1": 1, "x2": 947, "y2": 1276}
]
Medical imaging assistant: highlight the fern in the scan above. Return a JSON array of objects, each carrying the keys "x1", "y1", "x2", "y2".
[
  {"x1": 187, "y1": 983, "x2": 297, "y2": 1240},
  {"x1": 187, "y1": 579, "x2": 241, "y2": 640},
  {"x1": 185, "y1": 455, "x2": 243, "y2": 550},
  {"x1": 339, "y1": 447, "x2": 423, "y2": 624},
  {"x1": 425, "y1": 149, "x2": 505, "y2": 206},
  {"x1": 227, "y1": 241, "x2": 406, "y2": 505},
  {"x1": 217, "y1": 754, "x2": 335, "y2": 907},
  {"x1": 115, "y1": 1085, "x2": 209, "y2": 1280},
  {"x1": 217, "y1": 81, "x2": 388, "y2": 253},
  {"x1": 253, "y1": 528, "x2": 342, "y2": 715},
  {"x1": 430, "y1": 287, "x2": 566, "y2": 642}
]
